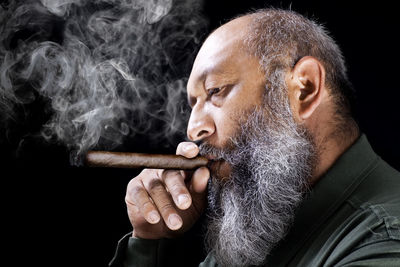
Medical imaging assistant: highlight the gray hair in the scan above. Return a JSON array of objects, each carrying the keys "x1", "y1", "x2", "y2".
[{"x1": 244, "y1": 8, "x2": 357, "y2": 135}]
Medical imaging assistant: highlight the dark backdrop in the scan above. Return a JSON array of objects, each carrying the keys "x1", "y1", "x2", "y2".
[{"x1": 2, "y1": 1, "x2": 399, "y2": 266}]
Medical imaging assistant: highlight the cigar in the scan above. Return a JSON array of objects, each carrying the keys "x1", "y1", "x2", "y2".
[{"x1": 86, "y1": 151, "x2": 209, "y2": 170}]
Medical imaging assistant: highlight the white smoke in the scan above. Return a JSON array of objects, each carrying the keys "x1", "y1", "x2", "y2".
[
  {"x1": 40, "y1": 0, "x2": 82, "y2": 16},
  {"x1": 0, "y1": 0, "x2": 208, "y2": 164}
]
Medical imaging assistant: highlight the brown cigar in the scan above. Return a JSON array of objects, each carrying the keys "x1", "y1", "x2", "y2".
[{"x1": 86, "y1": 151, "x2": 209, "y2": 170}]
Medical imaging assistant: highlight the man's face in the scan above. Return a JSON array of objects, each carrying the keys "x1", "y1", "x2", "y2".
[{"x1": 186, "y1": 20, "x2": 266, "y2": 149}]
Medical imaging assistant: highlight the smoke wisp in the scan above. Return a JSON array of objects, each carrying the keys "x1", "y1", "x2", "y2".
[{"x1": 0, "y1": 0, "x2": 207, "y2": 164}]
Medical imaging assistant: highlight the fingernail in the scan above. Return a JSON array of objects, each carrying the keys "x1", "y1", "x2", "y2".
[
  {"x1": 184, "y1": 143, "x2": 196, "y2": 152},
  {"x1": 168, "y1": 214, "x2": 182, "y2": 230},
  {"x1": 178, "y1": 194, "x2": 191, "y2": 209},
  {"x1": 148, "y1": 211, "x2": 160, "y2": 223}
]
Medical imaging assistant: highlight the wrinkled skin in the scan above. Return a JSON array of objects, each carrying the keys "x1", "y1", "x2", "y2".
[{"x1": 125, "y1": 16, "x2": 269, "y2": 239}]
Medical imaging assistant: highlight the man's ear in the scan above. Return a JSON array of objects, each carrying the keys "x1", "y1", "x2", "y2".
[{"x1": 287, "y1": 56, "x2": 326, "y2": 121}]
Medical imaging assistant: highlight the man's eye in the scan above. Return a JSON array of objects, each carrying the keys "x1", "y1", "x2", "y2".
[{"x1": 207, "y1": 87, "x2": 221, "y2": 96}]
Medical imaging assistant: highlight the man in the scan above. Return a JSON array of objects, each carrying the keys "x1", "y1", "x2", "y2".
[{"x1": 110, "y1": 8, "x2": 400, "y2": 266}]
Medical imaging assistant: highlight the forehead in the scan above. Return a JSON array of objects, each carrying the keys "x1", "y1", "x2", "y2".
[{"x1": 188, "y1": 27, "x2": 251, "y2": 90}]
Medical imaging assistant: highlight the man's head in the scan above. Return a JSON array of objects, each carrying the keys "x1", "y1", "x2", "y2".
[
  {"x1": 186, "y1": 15, "x2": 266, "y2": 148},
  {"x1": 186, "y1": 8, "x2": 358, "y2": 266},
  {"x1": 187, "y1": 8, "x2": 357, "y2": 152}
]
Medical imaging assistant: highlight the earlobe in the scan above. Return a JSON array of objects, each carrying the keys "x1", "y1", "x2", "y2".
[{"x1": 289, "y1": 56, "x2": 326, "y2": 121}]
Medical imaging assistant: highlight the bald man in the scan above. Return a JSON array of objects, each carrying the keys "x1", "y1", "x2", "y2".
[{"x1": 110, "y1": 9, "x2": 400, "y2": 267}]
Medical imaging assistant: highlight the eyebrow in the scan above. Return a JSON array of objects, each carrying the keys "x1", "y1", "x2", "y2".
[
  {"x1": 199, "y1": 65, "x2": 233, "y2": 81},
  {"x1": 186, "y1": 63, "x2": 236, "y2": 108}
]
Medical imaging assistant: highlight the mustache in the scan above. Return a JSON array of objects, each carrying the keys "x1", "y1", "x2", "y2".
[
  {"x1": 198, "y1": 142, "x2": 241, "y2": 164},
  {"x1": 198, "y1": 143, "x2": 226, "y2": 160},
  {"x1": 198, "y1": 135, "x2": 242, "y2": 158}
]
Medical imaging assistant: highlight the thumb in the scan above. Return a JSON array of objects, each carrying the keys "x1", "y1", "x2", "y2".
[{"x1": 189, "y1": 167, "x2": 210, "y2": 207}]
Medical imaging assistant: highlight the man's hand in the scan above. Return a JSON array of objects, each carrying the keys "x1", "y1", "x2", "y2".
[{"x1": 125, "y1": 142, "x2": 210, "y2": 239}]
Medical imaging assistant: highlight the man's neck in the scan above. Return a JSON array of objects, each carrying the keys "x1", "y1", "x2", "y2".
[{"x1": 310, "y1": 127, "x2": 360, "y2": 185}]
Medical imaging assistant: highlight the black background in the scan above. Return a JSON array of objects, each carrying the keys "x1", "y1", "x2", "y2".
[{"x1": 2, "y1": 0, "x2": 399, "y2": 266}]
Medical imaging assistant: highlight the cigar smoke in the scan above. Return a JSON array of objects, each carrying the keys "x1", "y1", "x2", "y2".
[{"x1": 0, "y1": 0, "x2": 208, "y2": 164}]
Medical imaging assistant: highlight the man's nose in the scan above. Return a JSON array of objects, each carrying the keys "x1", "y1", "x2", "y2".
[{"x1": 187, "y1": 108, "x2": 215, "y2": 141}]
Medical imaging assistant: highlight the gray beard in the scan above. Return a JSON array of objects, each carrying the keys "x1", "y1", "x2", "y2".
[{"x1": 200, "y1": 105, "x2": 316, "y2": 267}]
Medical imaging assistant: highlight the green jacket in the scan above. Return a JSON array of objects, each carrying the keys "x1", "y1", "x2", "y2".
[{"x1": 110, "y1": 135, "x2": 400, "y2": 266}]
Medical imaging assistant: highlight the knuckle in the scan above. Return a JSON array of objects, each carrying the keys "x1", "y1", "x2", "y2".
[
  {"x1": 127, "y1": 178, "x2": 138, "y2": 192},
  {"x1": 162, "y1": 169, "x2": 180, "y2": 181},
  {"x1": 147, "y1": 178, "x2": 164, "y2": 194},
  {"x1": 163, "y1": 171, "x2": 187, "y2": 195},
  {"x1": 124, "y1": 195, "x2": 132, "y2": 205},
  {"x1": 141, "y1": 200, "x2": 155, "y2": 212},
  {"x1": 159, "y1": 202, "x2": 175, "y2": 214},
  {"x1": 128, "y1": 184, "x2": 143, "y2": 198},
  {"x1": 169, "y1": 182, "x2": 186, "y2": 195}
]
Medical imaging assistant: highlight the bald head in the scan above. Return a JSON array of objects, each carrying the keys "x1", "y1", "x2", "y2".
[
  {"x1": 206, "y1": 14, "x2": 252, "y2": 44},
  {"x1": 188, "y1": 9, "x2": 358, "y2": 144},
  {"x1": 189, "y1": 16, "x2": 252, "y2": 87},
  {"x1": 186, "y1": 8, "x2": 359, "y2": 178}
]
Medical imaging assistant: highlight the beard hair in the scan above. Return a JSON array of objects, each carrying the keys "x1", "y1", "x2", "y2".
[{"x1": 199, "y1": 86, "x2": 316, "y2": 266}]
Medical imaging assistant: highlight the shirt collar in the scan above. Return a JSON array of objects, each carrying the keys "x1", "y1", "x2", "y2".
[{"x1": 268, "y1": 134, "x2": 380, "y2": 265}]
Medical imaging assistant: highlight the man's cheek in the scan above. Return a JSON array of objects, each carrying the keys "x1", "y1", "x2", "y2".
[{"x1": 213, "y1": 119, "x2": 241, "y2": 148}]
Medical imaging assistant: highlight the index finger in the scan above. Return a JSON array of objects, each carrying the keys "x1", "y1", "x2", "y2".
[{"x1": 176, "y1": 142, "x2": 199, "y2": 158}]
